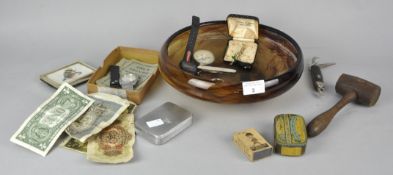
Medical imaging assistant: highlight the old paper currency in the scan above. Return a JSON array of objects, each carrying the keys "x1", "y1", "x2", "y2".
[
  {"x1": 87, "y1": 106, "x2": 136, "y2": 164},
  {"x1": 61, "y1": 105, "x2": 136, "y2": 154},
  {"x1": 10, "y1": 83, "x2": 94, "y2": 157},
  {"x1": 95, "y1": 58, "x2": 157, "y2": 89},
  {"x1": 61, "y1": 136, "x2": 87, "y2": 154},
  {"x1": 65, "y1": 93, "x2": 131, "y2": 143}
]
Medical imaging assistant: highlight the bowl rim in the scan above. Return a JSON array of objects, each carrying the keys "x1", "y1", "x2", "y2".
[{"x1": 160, "y1": 20, "x2": 304, "y2": 103}]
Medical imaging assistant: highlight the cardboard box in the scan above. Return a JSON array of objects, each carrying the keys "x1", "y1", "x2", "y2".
[
  {"x1": 87, "y1": 46, "x2": 159, "y2": 104},
  {"x1": 233, "y1": 128, "x2": 273, "y2": 161}
]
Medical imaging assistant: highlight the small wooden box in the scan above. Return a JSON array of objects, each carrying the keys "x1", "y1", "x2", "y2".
[
  {"x1": 233, "y1": 128, "x2": 273, "y2": 161},
  {"x1": 274, "y1": 114, "x2": 307, "y2": 156},
  {"x1": 87, "y1": 46, "x2": 159, "y2": 104},
  {"x1": 224, "y1": 14, "x2": 259, "y2": 65}
]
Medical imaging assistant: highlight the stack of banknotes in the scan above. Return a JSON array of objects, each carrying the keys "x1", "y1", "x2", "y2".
[{"x1": 10, "y1": 83, "x2": 137, "y2": 164}]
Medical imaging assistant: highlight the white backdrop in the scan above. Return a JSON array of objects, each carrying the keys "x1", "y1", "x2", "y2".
[{"x1": 1, "y1": 0, "x2": 392, "y2": 175}]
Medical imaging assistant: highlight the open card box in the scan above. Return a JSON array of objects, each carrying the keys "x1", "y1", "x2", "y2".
[
  {"x1": 87, "y1": 46, "x2": 159, "y2": 104},
  {"x1": 224, "y1": 14, "x2": 259, "y2": 65}
]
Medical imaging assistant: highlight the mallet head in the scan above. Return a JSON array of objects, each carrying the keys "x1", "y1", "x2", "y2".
[{"x1": 335, "y1": 74, "x2": 381, "y2": 106}]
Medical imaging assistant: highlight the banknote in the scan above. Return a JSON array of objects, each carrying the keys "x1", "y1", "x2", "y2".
[
  {"x1": 65, "y1": 93, "x2": 131, "y2": 142},
  {"x1": 61, "y1": 136, "x2": 87, "y2": 154},
  {"x1": 95, "y1": 58, "x2": 157, "y2": 89},
  {"x1": 61, "y1": 105, "x2": 136, "y2": 154},
  {"x1": 87, "y1": 106, "x2": 136, "y2": 164},
  {"x1": 10, "y1": 83, "x2": 94, "y2": 157}
]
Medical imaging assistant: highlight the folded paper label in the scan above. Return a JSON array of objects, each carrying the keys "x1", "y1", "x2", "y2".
[
  {"x1": 242, "y1": 80, "x2": 265, "y2": 95},
  {"x1": 146, "y1": 118, "x2": 164, "y2": 128}
]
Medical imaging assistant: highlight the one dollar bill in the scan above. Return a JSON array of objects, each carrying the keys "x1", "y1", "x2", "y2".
[
  {"x1": 87, "y1": 107, "x2": 136, "y2": 164},
  {"x1": 10, "y1": 83, "x2": 94, "y2": 157},
  {"x1": 65, "y1": 93, "x2": 132, "y2": 143}
]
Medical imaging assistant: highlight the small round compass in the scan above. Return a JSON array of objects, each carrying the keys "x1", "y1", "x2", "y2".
[{"x1": 193, "y1": 50, "x2": 215, "y2": 65}]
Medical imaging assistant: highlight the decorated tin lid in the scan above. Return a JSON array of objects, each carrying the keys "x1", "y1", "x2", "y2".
[
  {"x1": 274, "y1": 114, "x2": 307, "y2": 156},
  {"x1": 227, "y1": 14, "x2": 259, "y2": 41}
]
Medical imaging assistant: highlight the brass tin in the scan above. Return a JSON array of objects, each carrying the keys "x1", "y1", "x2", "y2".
[
  {"x1": 233, "y1": 128, "x2": 272, "y2": 161},
  {"x1": 274, "y1": 114, "x2": 307, "y2": 156}
]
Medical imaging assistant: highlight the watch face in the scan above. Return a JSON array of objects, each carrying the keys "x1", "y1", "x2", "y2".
[{"x1": 193, "y1": 50, "x2": 215, "y2": 65}]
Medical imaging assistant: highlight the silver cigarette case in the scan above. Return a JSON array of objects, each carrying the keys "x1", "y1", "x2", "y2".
[{"x1": 136, "y1": 102, "x2": 192, "y2": 145}]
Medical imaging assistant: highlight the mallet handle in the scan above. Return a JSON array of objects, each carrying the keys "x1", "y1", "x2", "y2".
[{"x1": 307, "y1": 91, "x2": 357, "y2": 137}]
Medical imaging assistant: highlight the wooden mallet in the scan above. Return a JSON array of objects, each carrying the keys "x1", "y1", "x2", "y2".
[{"x1": 307, "y1": 73, "x2": 381, "y2": 137}]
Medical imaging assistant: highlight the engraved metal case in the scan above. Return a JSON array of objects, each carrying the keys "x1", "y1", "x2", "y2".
[{"x1": 135, "y1": 102, "x2": 192, "y2": 145}]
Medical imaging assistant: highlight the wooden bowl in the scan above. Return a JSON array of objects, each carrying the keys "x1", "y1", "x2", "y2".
[{"x1": 160, "y1": 20, "x2": 303, "y2": 103}]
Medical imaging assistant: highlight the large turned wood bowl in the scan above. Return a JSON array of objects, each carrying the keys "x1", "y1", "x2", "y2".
[{"x1": 160, "y1": 20, "x2": 303, "y2": 103}]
